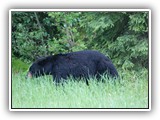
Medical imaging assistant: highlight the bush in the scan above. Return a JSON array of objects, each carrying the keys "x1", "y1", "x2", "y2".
[{"x1": 12, "y1": 57, "x2": 29, "y2": 73}]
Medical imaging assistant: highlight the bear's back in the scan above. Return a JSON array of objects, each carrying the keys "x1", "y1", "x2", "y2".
[
  {"x1": 34, "y1": 50, "x2": 111, "y2": 66},
  {"x1": 63, "y1": 50, "x2": 111, "y2": 62}
]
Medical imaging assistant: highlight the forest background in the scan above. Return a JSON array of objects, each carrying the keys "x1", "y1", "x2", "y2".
[{"x1": 11, "y1": 11, "x2": 149, "y2": 73}]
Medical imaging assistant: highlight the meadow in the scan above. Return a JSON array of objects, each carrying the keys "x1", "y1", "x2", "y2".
[
  {"x1": 11, "y1": 11, "x2": 149, "y2": 109},
  {"x1": 11, "y1": 69, "x2": 148, "y2": 109}
]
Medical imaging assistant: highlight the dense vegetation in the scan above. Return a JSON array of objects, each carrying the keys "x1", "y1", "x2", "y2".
[
  {"x1": 11, "y1": 11, "x2": 149, "y2": 109},
  {"x1": 12, "y1": 11, "x2": 149, "y2": 71}
]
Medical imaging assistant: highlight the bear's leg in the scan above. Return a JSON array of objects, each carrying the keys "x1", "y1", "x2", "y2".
[
  {"x1": 97, "y1": 60, "x2": 118, "y2": 78},
  {"x1": 84, "y1": 78, "x2": 89, "y2": 86},
  {"x1": 52, "y1": 74, "x2": 67, "y2": 86},
  {"x1": 105, "y1": 62, "x2": 118, "y2": 78}
]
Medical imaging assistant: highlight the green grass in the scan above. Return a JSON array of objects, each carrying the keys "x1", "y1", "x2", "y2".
[{"x1": 11, "y1": 70, "x2": 148, "y2": 109}]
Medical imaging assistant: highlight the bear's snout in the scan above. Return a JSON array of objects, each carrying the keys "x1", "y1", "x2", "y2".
[{"x1": 26, "y1": 72, "x2": 32, "y2": 79}]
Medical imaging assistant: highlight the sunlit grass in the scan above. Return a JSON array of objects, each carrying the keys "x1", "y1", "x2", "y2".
[{"x1": 11, "y1": 69, "x2": 148, "y2": 109}]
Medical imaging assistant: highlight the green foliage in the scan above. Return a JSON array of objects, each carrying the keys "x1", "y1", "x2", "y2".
[
  {"x1": 11, "y1": 11, "x2": 149, "y2": 71},
  {"x1": 48, "y1": 12, "x2": 87, "y2": 53},
  {"x1": 12, "y1": 12, "x2": 49, "y2": 60},
  {"x1": 109, "y1": 35, "x2": 148, "y2": 69},
  {"x1": 78, "y1": 12, "x2": 149, "y2": 70},
  {"x1": 129, "y1": 12, "x2": 148, "y2": 33}
]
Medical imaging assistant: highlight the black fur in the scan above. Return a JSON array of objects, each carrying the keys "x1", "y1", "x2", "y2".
[{"x1": 27, "y1": 50, "x2": 118, "y2": 84}]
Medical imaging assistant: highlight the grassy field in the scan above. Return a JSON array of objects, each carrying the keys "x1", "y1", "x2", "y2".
[{"x1": 11, "y1": 69, "x2": 149, "y2": 109}]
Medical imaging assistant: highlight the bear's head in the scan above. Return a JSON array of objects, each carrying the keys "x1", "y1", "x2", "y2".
[
  {"x1": 26, "y1": 62, "x2": 45, "y2": 78},
  {"x1": 26, "y1": 56, "x2": 53, "y2": 79}
]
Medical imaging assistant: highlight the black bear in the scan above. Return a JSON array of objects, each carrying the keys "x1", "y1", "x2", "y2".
[{"x1": 26, "y1": 50, "x2": 118, "y2": 84}]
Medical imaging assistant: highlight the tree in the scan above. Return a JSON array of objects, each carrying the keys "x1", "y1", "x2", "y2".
[{"x1": 11, "y1": 11, "x2": 149, "y2": 70}]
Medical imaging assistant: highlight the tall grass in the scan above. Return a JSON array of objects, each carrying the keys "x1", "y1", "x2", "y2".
[{"x1": 11, "y1": 70, "x2": 148, "y2": 109}]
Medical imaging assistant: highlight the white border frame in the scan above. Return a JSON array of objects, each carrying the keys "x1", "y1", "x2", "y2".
[{"x1": 9, "y1": 9, "x2": 151, "y2": 111}]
